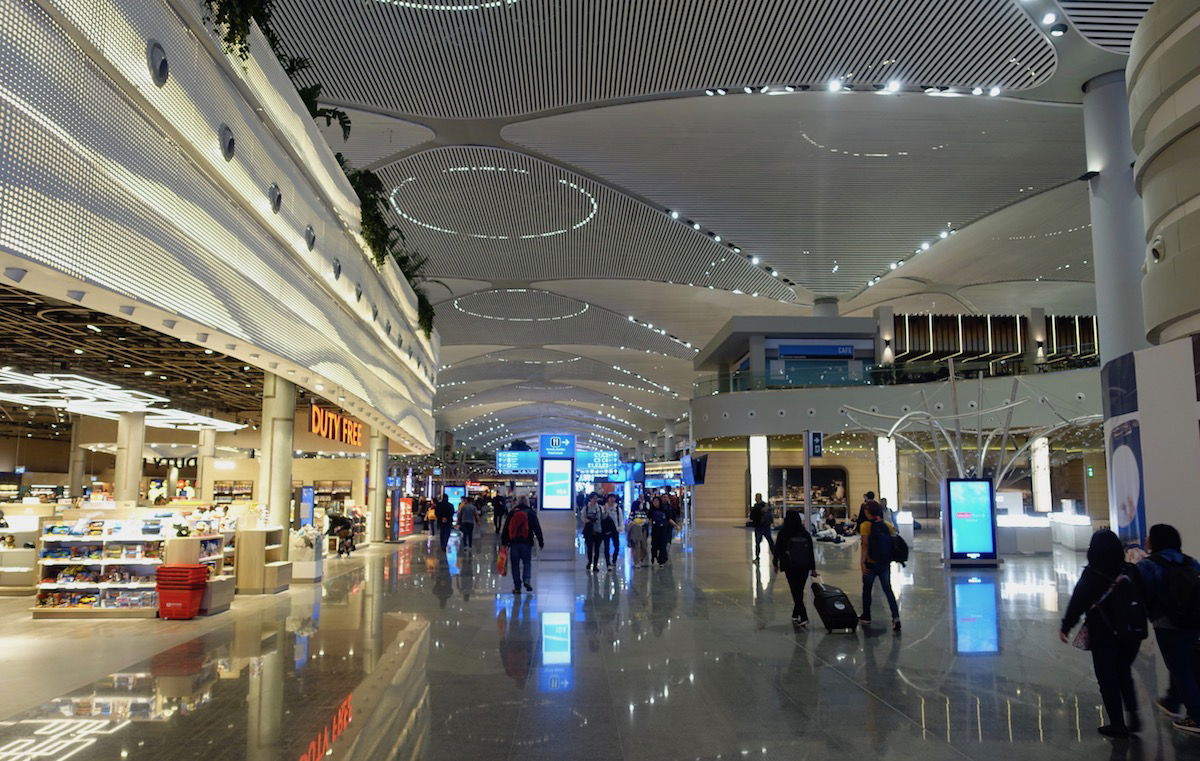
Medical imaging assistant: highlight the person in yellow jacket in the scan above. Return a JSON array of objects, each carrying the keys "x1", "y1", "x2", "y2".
[{"x1": 859, "y1": 501, "x2": 901, "y2": 632}]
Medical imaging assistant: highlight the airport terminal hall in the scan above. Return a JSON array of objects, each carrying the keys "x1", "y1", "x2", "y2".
[{"x1": 5, "y1": 0, "x2": 1200, "y2": 759}]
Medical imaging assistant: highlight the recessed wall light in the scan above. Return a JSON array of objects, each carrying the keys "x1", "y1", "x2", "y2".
[
  {"x1": 887, "y1": 80, "x2": 901, "y2": 92},
  {"x1": 828, "y1": 80, "x2": 842, "y2": 92}
]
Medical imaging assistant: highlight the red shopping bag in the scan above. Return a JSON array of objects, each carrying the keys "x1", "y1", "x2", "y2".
[{"x1": 496, "y1": 545, "x2": 508, "y2": 575}]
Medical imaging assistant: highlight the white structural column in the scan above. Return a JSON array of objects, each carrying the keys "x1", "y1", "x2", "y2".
[
  {"x1": 114, "y1": 411, "x2": 146, "y2": 505},
  {"x1": 662, "y1": 421, "x2": 677, "y2": 460},
  {"x1": 748, "y1": 435, "x2": 768, "y2": 502},
  {"x1": 1083, "y1": 71, "x2": 1151, "y2": 364},
  {"x1": 367, "y1": 431, "x2": 389, "y2": 543},
  {"x1": 876, "y1": 436, "x2": 898, "y2": 507},
  {"x1": 259, "y1": 375, "x2": 296, "y2": 538},
  {"x1": 196, "y1": 428, "x2": 217, "y2": 502},
  {"x1": 66, "y1": 415, "x2": 86, "y2": 498},
  {"x1": 1031, "y1": 436, "x2": 1052, "y2": 513},
  {"x1": 748, "y1": 335, "x2": 766, "y2": 388}
]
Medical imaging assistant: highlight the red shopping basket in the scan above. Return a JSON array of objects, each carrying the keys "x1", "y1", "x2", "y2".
[{"x1": 157, "y1": 564, "x2": 207, "y2": 619}]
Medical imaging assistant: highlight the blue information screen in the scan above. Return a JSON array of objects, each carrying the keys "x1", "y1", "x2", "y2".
[
  {"x1": 953, "y1": 576, "x2": 999, "y2": 654},
  {"x1": 443, "y1": 485, "x2": 466, "y2": 506},
  {"x1": 947, "y1": 479, "x2": 996, "y2": 558},
  {"x1": 540, "y1": 434, "x2": 576, "y2": 458},
  {"x1": 497, "y1": 450, "x2": 540, "y2": 474},
  {"x1": 575, "y1": 450, "x2": 622, "y2": 478}
]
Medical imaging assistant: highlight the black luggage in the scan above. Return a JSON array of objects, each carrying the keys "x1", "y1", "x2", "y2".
[{"x1": 812, "y1": 581, "x2": 858, "y2": 633}]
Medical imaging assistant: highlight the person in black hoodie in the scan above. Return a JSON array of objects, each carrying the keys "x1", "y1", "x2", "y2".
[
  {"x1": 434, "y1": 494, "x2": 455, "y2": 553},
  {"x1": 1060, "y1": 529, "x2": 1148, "y2": 738},
  {"x1": 772, "y1": 510, "x2": 820, "y2": 627}
]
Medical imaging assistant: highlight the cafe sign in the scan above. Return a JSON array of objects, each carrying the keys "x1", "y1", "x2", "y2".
[{"x1": 310, "y1": 404, "x2": 364, "y2": 447}]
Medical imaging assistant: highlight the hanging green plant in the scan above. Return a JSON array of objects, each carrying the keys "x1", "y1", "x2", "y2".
[{"x1": 201, "y1": 0, "x2": 274, "y2": 60}]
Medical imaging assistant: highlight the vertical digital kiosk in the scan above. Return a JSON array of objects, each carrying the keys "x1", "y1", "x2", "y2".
[
  {"x1": 942, "y1": 478, "x2": 999, "y2": 567},
  {"x1": 538, "y1": 434, "x2": 575, "y2": 510}
]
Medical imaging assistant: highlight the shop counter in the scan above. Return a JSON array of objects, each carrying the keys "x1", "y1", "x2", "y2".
[
  {"x1": 996, "y1": 514, "x2": 1052, "y2": 555},
  {"x1": 1050, "y1": 513, "x2": 1093, "y2": 551}
]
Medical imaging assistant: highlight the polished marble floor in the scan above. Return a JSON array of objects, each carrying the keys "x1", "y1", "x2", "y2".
[{"x1": 0, "y1": 521, "x2": 1195, "y2": 761}]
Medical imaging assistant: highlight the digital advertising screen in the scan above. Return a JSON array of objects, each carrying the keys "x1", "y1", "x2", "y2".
[
  {"x1": 443, "y1": 485, "x2": 466, "y2": 506},
  {"x1": 945, "y1": 478, "x2": 997, "y2": 563},
  {"x1": 497, "y1": 450, "x2": 540, "y2": 474},
  {"x1": 626, "y1": 462, "x2": 645, "y2": 483},
  {"x1": 539, "y1": 458, "x2": 574, "y2": 510},
  {"x1": 680, "y1": 455, "x2": 695, "y2": 486},
  {"x1": 952, "y1": 576, "x2": 1000, "y2": 654}
]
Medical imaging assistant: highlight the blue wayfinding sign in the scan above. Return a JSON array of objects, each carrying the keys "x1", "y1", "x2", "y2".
[{"x1": 539, "y1": 434, "x2": 576, "y2": 458}]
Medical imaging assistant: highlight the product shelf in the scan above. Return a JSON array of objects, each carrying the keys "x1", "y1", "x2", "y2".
[{"x1": 38, "y1": 582, "x2": 157, "y2": 590}]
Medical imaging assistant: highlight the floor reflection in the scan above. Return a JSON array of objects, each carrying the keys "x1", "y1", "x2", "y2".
[{"x1": 0, "y1": 529, "x2": 1196, "y2": 760}]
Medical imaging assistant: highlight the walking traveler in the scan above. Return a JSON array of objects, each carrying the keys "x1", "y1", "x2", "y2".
[
  {"x1": 581, "y1": 494, "x2": 603, "y2": 572},
  {"x1": 501, "y1": 497, "x2": 544, "y2": 593},
  {"x1": 1060, "y1": 529, "x2": 1149, "y2": 738},
  {"x1": 649, "y1": 496, "x2": 679, "y2": 567},
  {"x1": 772, "y1": 510, "x2": 819, "y2": 626},
  {"x1": 854, "y1": 491, "x2": 878, "y2": 532},
  {"x1": 435, "y1": 494, "x2": 455, "y2": 553},
  {"x1": 493, "y1": 494, "x2": 507, "y2": 534},
  {"x1": 627, "y1": 510, "x2": 650, "y2": 568},
  {"x1": 749, "y1": 492, "x2": 774, "y2": 562},
  {"x1": 601, "y1": 494, "x2": 622, "y2": 569},
  {"x1": 457, "y1": 497, "x2": 478, "y2": 550},
  {"x1": 859, "y1": 501, "x2": 901, "y2": 632},
  {"x1": 1135, "y1": 523, "x2": 1200, "y2": 734}
]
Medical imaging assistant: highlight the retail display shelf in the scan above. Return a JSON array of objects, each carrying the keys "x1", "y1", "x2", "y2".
[
  {"x1": 41, "y1": 558, "x2": 163, "y2": 566},
  {"x1": 42, "y1": 536, "x2": 166, "y2": 543},
  {"x1": 198, "y1": 554, "x2": 223, "y2": 563},
  {"x1": 31, "y1": 606, "x2": 157, "y2": 619},
  {"x1": 264, "y1": 544, "x2": 282, "y2": 551},
  {"x1": 0, "y1": 566, "x2": 35, "y2": 572},
  {"x1": 38, "y1": 582, "x2": 157, "y2": 590}
]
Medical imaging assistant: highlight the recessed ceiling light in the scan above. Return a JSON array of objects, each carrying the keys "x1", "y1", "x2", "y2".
[
  {"x1": 771, "y1": 270, "x2": 779, "y2": 277},
  {"x1": 692, "y1": 223, "x2": 701, "y2": 230},
  {"x1": 989, "y1": 86, "x2": 1001, "y2": 97},
  {"x1": 713, "y1": 235, "x2": 721, "y2": 242},
  {"x1": 887, "y1": 80, "x2": 901, "y2": 92},
  {"x1": 890, "y1": 262, "x2": 897, "y2": 270},
  {"x1": 73, "y1": 348, "x2": 83, "y2": 354},
  {"x1": 668, "y1": 210, "x2": 679, "y2": 219},
  {"x1": 1041, "y1": 12, "x2": 1056, "y2": 25},
  {"x1": 828, "y1": 80, "x2": 842, "y2": 92},
  {"x1": 1050, "y1": 23, "x2": 1067, "y2": 37},
  {"x1": 750, "y1": 256, "x2": 760, "y2": 265},
  {"x1": 940, "y1": 231, "x2": 949, "y2": 239},
  {"x1": 704, "y1": 90, "x2": 714, "y2": 96},
  {"x1": 716, "y1": 88, "x2": 727, "y2": 95},
  {"x1": 971, "y1": 87, "x2": 983, "y2": 96},
  {"x1": 743, "y1": 86, "x2": 753, "y2": 94},
  {"x1": 921, "y1": 242, "x2": 931, "y2": 250}
]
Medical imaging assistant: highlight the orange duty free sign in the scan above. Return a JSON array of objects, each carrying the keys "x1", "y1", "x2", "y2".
[{"x1": 309, "y1": 404, "x2": 364, "y2": 447}]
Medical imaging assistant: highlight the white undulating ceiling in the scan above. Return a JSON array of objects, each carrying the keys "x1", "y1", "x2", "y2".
[
  {"x1": 274, "y1": 0, "x2": 1055, "y2": 120},
  {"x1": 274, "y1": 0, "x2": 1142, "y2": 450},
  {"x1": 505, "y1": 93, "x2": 1087, "y2": 295}
]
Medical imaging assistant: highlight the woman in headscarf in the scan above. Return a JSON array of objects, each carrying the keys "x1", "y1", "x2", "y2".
[{"x1": 1059, "y1": 529, "x2": 1148, "y2": 738}]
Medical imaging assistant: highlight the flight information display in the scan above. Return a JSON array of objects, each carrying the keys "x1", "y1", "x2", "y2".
[
  {"x1": 496, "y1": 450, "x2": 540, "y2": 474},
  {"x1": 575, "y1": 450, "x2": 622, "y2": 476}
]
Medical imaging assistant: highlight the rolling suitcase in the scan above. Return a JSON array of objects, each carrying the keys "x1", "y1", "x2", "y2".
[{"x1": 812, "y1": 581, "x2": 858, "y2": 633}]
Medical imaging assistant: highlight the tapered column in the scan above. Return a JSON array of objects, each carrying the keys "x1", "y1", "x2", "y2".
[
  {"x1": 114, "y1": 411, "x2": 145, "y2": 505},
  {"x1": 259, "y1": 375, "x2": 295, "y2": 537},
  {"x1": 1083, "y1": 71, "x2": 1150, "y2": 363},
  {"x1": 367, "y1": 431, "x2": 389, "y2": 543},
  {"x1": 196, "y1": 427, "x2": 217, "y2": 502},
  {"x1": 66, "y1": 415, "x2": 86, "y2": 498}
]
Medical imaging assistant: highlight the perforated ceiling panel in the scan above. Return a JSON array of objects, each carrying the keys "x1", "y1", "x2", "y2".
[
  {"x1": 1060, "y1": 1, "x2": 1155, "y2": 55},
  {"x1": 378, "y1": 147, "x2": 793, "y2": 300},
  {"x1": 318, "y1": 107, "x2": 435, "y2": 169},
  {"x1": 505, "y1": 93, "x2": 1087, "y2": 294},
  {"x1": 272, "y1": 0, "x2": 1056, "y2": 119},
  {"x1": 438, "y1": 351, "x2": 673, "y2": 397}
]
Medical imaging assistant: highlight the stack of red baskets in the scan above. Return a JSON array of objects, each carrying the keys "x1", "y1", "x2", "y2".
[{"x1": 156, "y1": 564, "x2": 208, "y2": 620}]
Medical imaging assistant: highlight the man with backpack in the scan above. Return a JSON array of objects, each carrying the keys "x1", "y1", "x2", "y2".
[
  {"x1": 1135, "y1": 523, "x2": 1200, "y2": 734},
  {"x1": 501, "y1": 496, "x2": 544, "y2": 594},
  {"x1": 748, "y1": 492, "x2": 775, "y2": 563},
  {"x1": 581, "y1": 493, "x2": 604, "y2": 573},
  {"x1": 859, "y1": 501, "x2": 901, "y2": 632}
]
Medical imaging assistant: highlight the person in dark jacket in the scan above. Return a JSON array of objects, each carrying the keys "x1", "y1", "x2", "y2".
[
  {"x1": 501, "y1": 497, "x2": 544, "y2": 593},
  {"x1": 1060, "y1": 529, "x2": 1146, "y2": 738},
  {"x1": 434, "y1": 495, "x2": 455, "y2": 553},
  {"x1": 1135, "y1": 523, "x2": 1200, "y2": 734},
  {"x1": 772, "y1": 510, "x2": 820, "y2": 627},
  {"x1": 749, "y1": 493, "x2": 774, "y2": 563}
]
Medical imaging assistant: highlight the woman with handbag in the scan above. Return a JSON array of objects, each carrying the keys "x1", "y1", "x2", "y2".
[{"x1": 1059, "y1": 529, "x2": 1149, "y2": 738}]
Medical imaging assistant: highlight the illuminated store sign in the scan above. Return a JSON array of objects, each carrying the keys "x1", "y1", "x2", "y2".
[{"x1": 309, "y1": 404, "x2": 364, "y2": 447}]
